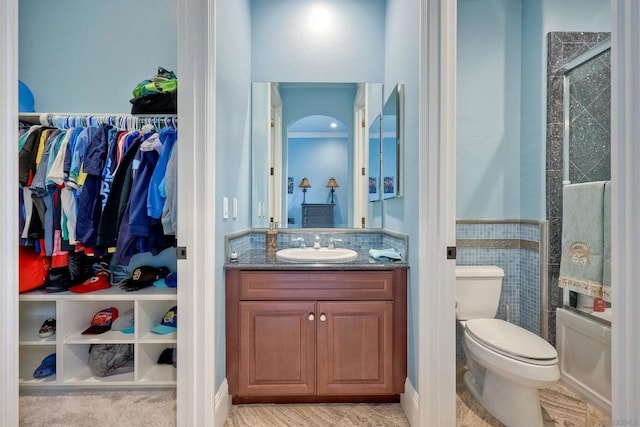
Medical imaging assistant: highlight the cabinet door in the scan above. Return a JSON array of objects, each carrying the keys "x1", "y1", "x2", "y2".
[
  {"x1": 317, "y1": 301, "x2": 394, "y2": 395},
  {"x1": 239, "y1": 301, "x2": 316, "y2": 396}
]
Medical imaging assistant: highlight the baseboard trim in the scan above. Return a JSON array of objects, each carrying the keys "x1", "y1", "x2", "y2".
[
  {"x1": 214, "y1": 379, "x2": 231, "y2": 426},
  {"x1": 401, "y1": 378, "x2": 419, "y2": 426}
]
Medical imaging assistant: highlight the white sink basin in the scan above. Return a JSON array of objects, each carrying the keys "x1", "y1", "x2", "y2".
[{"x1": 276, "y1": 247, "x2": 359, "y2": 263}]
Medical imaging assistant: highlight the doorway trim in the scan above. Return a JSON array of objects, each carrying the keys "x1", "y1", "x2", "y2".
[
  {"x1": 611, "y1": 0, "x2": 640, "y2": 421},
  {"x1": 0, "y1": 0, "x2": 19, "y2": 424},
  {"x1": 416, "y1": 0, "x2": 457, "y2": 425}
]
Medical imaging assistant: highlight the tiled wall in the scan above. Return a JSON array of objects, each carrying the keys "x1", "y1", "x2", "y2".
[
  {"x1": 566, "y1": 48, "x2": 611, "y2": 184},
  {"x1": 456, "y1": 220, "x2": 546, "y2": 358},
  {"x1": 225, "y1": 229, "x2": 407, "y2": 259},
  {"x1": 546, "y1": 31, "x2": 610, "y2": 345}
]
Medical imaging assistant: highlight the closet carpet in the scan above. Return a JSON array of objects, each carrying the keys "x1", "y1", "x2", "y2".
[{"x1": 19, "y1": 388, "x2": 176, "y2": 427}]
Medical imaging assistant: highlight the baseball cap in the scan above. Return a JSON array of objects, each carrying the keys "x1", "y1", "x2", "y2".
[
  {"x1": 151, "y1": 306, "x2": 177, "y2": 335},
  {"x1": 33, "y1": 353, "x2": 56, "y2": 378},
  {"x1": 153, "y1": 271, "x2": 177, "y2": 288},
  {"x1": 121, "y1": 266, "x2": 170, "y2": 292},
  {"x1": 111, "y1": 309, "x2": 134, "y2": 334},
  {"x1": 157, "y1": 347, "x2": 175, "y2": 364},
  {"x1": 82, "y1": 307, "x2": 119, "y2": 335},
  {"x1": 68, "y1": 270, "x2": 110, "y2": 294}
]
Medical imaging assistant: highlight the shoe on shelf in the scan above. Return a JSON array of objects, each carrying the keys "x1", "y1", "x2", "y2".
[{"x1": 38, "y1": 317, "x2": 56, "y2": 338}]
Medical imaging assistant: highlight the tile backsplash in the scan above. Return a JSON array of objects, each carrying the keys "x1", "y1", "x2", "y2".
[
  {"x1": 456, "y1": 220, "x2": 546, "y2": 358},
  {"x1": 226, "y1": 229, "x2": 407, "y2": 259}
]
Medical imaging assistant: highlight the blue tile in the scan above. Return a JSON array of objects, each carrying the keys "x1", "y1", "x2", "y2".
[{"x1": 455, "y1": 221, "x2": 544, "y2": 352}]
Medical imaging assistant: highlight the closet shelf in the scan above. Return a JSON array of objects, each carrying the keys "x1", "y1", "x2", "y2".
[
  {"x1": 19, "y1": 291, "x2": 177, "y2": 388},
  {"x1": 20, "y1": 286, "x2": 176, "y2": 301}
]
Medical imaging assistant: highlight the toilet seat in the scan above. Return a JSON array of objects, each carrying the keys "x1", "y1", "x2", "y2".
[{"x1": 465, "y1": 319, "x2": 558, "y2": 366}]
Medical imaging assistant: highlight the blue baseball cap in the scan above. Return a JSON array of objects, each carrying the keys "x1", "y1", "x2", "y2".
[
  {"x1": 111, "y1": 309, "x2": 134, "y2": 334},
  {"x1": 33, "y1": 353, "x2": 56, "y2": 378},
  {"x1": 151, "y1": 306, "x2": 177, "y2": 335},
  {"x1": 153, "y1": 271, "x2": 177, "y2": 288}
]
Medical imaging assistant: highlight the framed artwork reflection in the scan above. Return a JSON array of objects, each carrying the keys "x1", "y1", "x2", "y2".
[
  {"x1": 369, "y1": 177, "x2": 377, "y2": 194},
  {"x1": 384, "y1": 176, "x2": 394, "y2": 194}
]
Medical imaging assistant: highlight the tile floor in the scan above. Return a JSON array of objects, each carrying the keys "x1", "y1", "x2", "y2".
[{"x1": 456, "y1": 361, "x2": 611, "y2": 426}]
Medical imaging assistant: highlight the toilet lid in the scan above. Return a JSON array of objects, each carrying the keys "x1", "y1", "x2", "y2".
[{"x1": 465, "y1": 319, "x2": 557, "y2": 363}]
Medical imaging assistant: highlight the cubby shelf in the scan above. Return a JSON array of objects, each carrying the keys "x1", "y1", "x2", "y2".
[{"x1": 19, "y1": 287, "x2": 177, "y2": 388}]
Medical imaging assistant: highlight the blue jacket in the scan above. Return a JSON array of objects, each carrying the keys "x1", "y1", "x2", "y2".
[
  {"x1": 147, "y1": 127, "x2": 177, "y2": 218},
  {"x1": 115, "y1": 132, "x2": 172, "y2": 265}
]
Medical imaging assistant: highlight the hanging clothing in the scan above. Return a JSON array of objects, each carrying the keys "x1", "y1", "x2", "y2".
[
  {"x1": 18, "y1": 115, "x2": 178, "y2": 282},
  {"x1": 76, "y1": 124, "x2": 112, "y2": 247},
  {"x1": 148, "y1": 127, "x2": 177, "y2": 219}
]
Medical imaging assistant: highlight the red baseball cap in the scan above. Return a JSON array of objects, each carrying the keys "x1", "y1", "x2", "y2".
[
  {"x1": 69, "y1": 271, "x2": 110, "y2": 294},
  {"x1": 81, "y1": 307, "x2": 119, "y2": 335}
]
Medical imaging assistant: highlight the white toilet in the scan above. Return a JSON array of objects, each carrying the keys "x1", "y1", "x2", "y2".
[{"x1": 456, "y1": 265, "x2": 559, "y2": 427}]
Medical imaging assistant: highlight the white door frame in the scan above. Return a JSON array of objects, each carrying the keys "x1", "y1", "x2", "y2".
[
  {"x1": 0, "y1": 0, "x2": 20, "y2": 424},
  {"x1": 611, "y1": 1, "x2": 640, "y2": 422},
  {"x1": 175, "y1": 0, "x2": 217, "y2": 424},
  {"x1": 269, "y1": 83, "x2": 283, "y2": 227},
  {"x1": 417, "y1": 0, "x2": 457, "y2": 425},
  {"x1": 353, "y1": 83, "x2": 368, "y2": 228}
]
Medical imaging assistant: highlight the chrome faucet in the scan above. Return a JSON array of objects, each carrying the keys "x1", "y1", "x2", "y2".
[
  {"x1": 328, "y1": 238, "x2": 343, "y2": 249},
  {"x1": 313, "y1": 234, "x2": 321, "y2": 250},
  {"x1": 291, "y1": 237, "x2": 306, "y2": 249}
]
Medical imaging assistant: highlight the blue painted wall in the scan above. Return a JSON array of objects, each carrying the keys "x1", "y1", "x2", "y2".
[
  {"x1": 384, "y1": 0, "x2": 420, "y2": 390},
  {"x1": 215, "y1": 0, "x2": 252, "y2": 389},
  {"x1": 457, "y1": 0, "x2": 522, "y2": 219},
  {"x1": 19, "y1": 0, "x2": 177, "y2": 113},
  {"x1": 287, "y1": 137, "x2": 349, "y2": 227},
  {"x1": 251, "y1": 0, "x2": 385, "y2": 83},
  {"x1": 519, "y1": 0, "x2": 611, "y2": 218},
  {"x1": 457, "y1": 0, "x2": 610, "y2": 220}
]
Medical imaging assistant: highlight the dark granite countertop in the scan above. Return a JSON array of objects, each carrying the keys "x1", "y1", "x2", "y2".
[{"x1": 224, "y1": 249, "x2": 409, "y2": 271}]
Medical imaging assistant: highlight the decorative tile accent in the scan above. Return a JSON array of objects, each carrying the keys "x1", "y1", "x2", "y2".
[{"x1": 457, "y1": 239, "x2": 521, "y2": 249}]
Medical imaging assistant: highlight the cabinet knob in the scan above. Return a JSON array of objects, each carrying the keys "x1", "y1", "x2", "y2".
[
  {"x1": 308, "y1": 313, "x2": 315, "y2": 321},
  {"x1": 320, "y1": 313, "x2": 326, "y2": 322}
]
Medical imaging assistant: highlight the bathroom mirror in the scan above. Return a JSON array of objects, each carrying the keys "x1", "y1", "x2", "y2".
[
  {"x1": 381, "y1": 83, "x2": 404, "y2": 199},
  {"x1": 251, "y1": 82, "x2": 384, "y2": 229},
  {"x1": 368, "y1": 114, "x2": 382, "y2": 202}
]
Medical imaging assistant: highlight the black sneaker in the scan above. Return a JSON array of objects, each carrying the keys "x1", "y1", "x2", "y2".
[{"x1": 38, "y1": 318, "x2": 56, "y2": 338}]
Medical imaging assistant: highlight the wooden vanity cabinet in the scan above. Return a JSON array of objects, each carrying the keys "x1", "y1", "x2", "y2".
[{"x1": 226, "y1": 269, "x2": 407, "y2": 402}]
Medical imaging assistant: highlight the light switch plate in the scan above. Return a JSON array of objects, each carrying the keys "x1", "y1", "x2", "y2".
[
  {"x1": 232, "y1": 198, "x2": 238, "y2": 218},
  {"x1": 223, "y1": 197, "x2": 229, "y2": 219}
]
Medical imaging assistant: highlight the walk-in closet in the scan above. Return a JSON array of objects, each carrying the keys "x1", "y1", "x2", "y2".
[{"x1": 15, "y1": 0, "x2": 180, "y2": 423}]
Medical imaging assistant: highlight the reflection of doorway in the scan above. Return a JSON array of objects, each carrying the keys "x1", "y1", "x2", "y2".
[
  {"x1": 269, "y1": 83, "x2": 283, "y2": 227},
  {"x1": 285, "y1": 115, "x2": 349, "y2": 227}
]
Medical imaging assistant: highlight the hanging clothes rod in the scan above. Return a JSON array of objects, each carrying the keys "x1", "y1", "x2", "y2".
[{"x1": 18, "y1": 113, "x2": 177, "y2": 130}]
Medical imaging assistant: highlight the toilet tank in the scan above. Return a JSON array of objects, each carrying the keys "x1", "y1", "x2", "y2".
[{"x1": 455, "y1": 265, "x2": 505, "y2": 320}]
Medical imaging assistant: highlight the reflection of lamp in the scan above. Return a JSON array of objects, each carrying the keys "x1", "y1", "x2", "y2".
[
  {"x1": 326, "y1": 177, "x2": 339, "y2": 203},
  {"x1": 298, "y1": 177, "x2": 311, "y2": 203}
]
